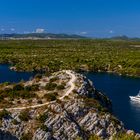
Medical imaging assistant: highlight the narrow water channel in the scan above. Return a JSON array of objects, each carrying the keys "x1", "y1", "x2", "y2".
[
  {"x1": 85, "y1": 72, "x2": 140, "y2": 133},
  {"x1": 0, "y1": 64, "x2": 36, "y2": 83},
  {"x1": 0, "y1": 64, "x2": 140, "y2": 132}
]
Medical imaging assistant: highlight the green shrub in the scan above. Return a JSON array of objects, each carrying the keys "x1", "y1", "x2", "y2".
[
  {"x1": 44, "y1": 93, "x2": 57, "y2": 101},
  {"x1": 35, "y1": 74, "x2": 42, "y2": 79},
  {"x1": 40, "y1": 124, "x2": 49, "y2": 132},
  {"x1": 110, "y1": 116, "x2": 121, "y2": 126},
  {"x1": 88, "y1": 134, "x2": 100, "y2": 140},
  {"x1": 50, "y1": 77, "x2": 59, "y2": 82},
  {"x1": 0, "y1": 95, "x2": 4, "y2": 102},
  {"x1": 13, "y1": 84, "x2": 24, "y2": 91},
  {"x1": 37, "y1": 113, "x2": 48, "y2": 123},
  {"x1": 19, "y1": 90, "x2": 36, "y2": 99},
  {"x1": 45, "y1": 83, "x2": 57, "y2": 91},
  {"x1": 76, "y1": 137, "x2": 82, "y2": 140},
  {"x1": 73, "y1": 89, "x2": 78, "y2": 93},
  {"x1": 12, "y1": 119, "x2": 19, "y2": 125},
  {"x1": 20, "y1": 133, "x2": 32, "y2": 140},
  {"x1": 37, "y1": 100, "x2": 43, "y2": 104},
  {"x1": 30, "y1": 84, "x2": 39, "y2": 91},
  {"x1": 113, "y1": 132, "x2": 139, "y2": 140},
  {"x1": 57, "y1": 85, "x2": 65, "y2": 90},
  {"x1": 19, "y1": 110, "x2": 30, "y2": 122},
  {"x1": 6, "y1": 89, "x2": 36, "y2": 99},
  {"x1": 24, "y1": 86, "x2": 32, "y2": 91},
  {"x1": 83, "y1": 96, "x2": 102, "y2": 109},
  {"x1": 3, "y1": 82, "x2": 10, "y2": 86},
  {"x1": 0, "y1": 109, "x2": 10, "y2": 120},
  {"x1": 7, "y1": 90, "x2": 19, "y2": 98}
]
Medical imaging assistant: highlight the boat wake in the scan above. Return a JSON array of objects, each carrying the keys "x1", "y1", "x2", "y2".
[{"x1": 129, "y1": 91, "x2": 140, "y2": 103}]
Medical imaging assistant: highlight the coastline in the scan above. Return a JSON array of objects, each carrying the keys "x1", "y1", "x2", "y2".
[
  {"x1": 0, "y1": 69, "x2": 139, "y2": 139},
  {"x1": 7, "y1": 64, "x2": 140, "y2": 78}
]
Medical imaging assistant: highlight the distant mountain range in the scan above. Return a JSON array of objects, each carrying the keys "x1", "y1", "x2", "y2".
[
  {"x1": 110, "y1": 35, "x2": 140, "y2": 41},
  {"x1": 0, "y1": 33, "x2": 140, "y2": 41},
  {"x1": 0, "y1": 33, "x2": 87, "y2": 40}
]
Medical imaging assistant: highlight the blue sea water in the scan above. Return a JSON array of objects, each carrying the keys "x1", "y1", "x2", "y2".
[
  {"x1": 0, "y1": 64, "x2": 36, "y2": 83},
  {"x1": 85, "y1": 72, "x2": 140, "y2": 133},
  {"x1": 0, "y1": 64, "x2": 140, "y2": 132}
]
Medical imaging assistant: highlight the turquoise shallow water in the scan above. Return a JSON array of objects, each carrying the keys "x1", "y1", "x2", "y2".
[
  {"x1": 85, "y1": 72, "x2": 140, "y2": 133},
  {"x1": 0, "y1": 64, "x2": 36, "y2": 83}
]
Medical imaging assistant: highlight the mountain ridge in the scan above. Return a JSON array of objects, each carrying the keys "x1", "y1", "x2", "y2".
[
  {"x1": 0, "y1": 33, "x2": 87, "y2": 39},
  {"x1": 109, "y1": 35, "x2": 140, "y2": 41}
]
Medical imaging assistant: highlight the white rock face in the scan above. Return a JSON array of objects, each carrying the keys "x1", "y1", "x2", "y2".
[{"x1": 32, "y1": 96, "x2": 123, "y2": 140}]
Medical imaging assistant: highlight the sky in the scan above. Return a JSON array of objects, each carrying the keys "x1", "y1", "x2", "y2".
[{"x1": 0, "y1": 0, "x2": 140, "y2": 37}]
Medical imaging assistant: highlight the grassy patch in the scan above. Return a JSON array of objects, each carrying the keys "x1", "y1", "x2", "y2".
[{"x1": 113, "y1": 132, "x2": 139, "y2": 140}]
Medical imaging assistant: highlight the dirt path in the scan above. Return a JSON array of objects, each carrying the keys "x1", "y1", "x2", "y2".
[
  {"x1": 59, "y1": 70, "x2": 76, "y2": 100},
  {"x1": 0, "y1": 70, "x2": 76, "y2": 111}
]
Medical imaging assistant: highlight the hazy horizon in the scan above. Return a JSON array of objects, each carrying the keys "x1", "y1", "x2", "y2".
[{"x1": 0, "y1": 32, "x2": 139, "y2": 39}]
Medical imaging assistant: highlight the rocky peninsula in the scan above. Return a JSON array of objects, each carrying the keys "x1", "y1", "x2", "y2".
[{"x1": 0, "y1": 70, "x2": 139, "y2": 140}]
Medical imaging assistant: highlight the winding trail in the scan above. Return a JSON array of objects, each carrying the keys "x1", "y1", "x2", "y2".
[
  {"x1": 0, "y1": 70, "x2": 76, "y2": 111},
  {"x1": 59, "y1": 70, "x2": 76, "y2": 100}
]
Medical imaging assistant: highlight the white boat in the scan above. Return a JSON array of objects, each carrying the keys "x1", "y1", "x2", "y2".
[{"x1": 129, "y1": 91, "x2": 140, "y2": 102}]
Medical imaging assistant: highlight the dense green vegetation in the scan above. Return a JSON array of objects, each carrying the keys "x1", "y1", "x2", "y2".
[
  {"x1": 0, "y1": 40, "x2": 139, "y2": 76},
  {"x1": 0, "y1": 83, "x2": 37, "y2": 100}
]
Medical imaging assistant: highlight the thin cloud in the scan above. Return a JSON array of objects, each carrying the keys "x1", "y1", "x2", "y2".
[
  {"x1": 79, "y1": 31, "x2": 88, "y2": 35},
  {"x1": 109, "y1": 30, "x2": 114, "y2": 34},
  {"x1": 1, "y1": 28, "x2": 5, "y2": 31},
  {"x1": 11, "y1": 28, "x2": 15, "y2": 31},
  {"x1": 35, "y1": 28, "x2": 45, "y2": 33}
]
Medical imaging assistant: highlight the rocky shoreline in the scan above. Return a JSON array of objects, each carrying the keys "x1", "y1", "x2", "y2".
[
  {"x1": 8, "y1": 64, "x2": 140, "y2": 78},
  {"x1": 0, "y1": 71, "x2": 139, "y2": 140}
]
